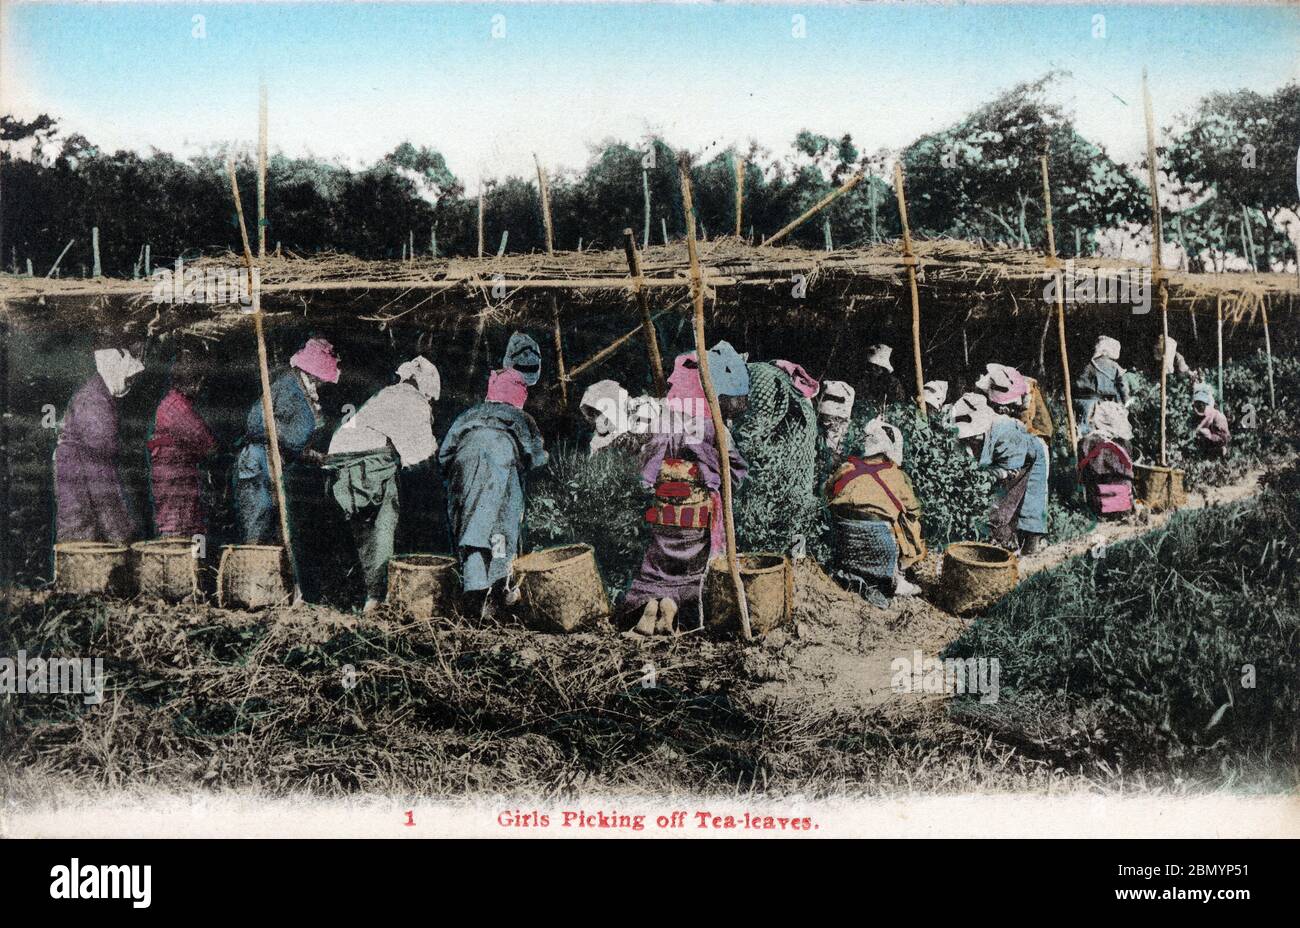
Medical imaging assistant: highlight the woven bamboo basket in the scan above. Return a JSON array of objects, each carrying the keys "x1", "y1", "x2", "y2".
[
  {"x1": 705, "y1": 553, "x2": 793, "y2": 637},
  {"x1": 132, "y1": 538, "x2": 200, "y2": 601},
  {"x1": 386, "y1": 554, "x2": 458, "y2": 619},
  {"x1": 513, "y1": 544, "x2": 609, "y2": 632},
  {"x1": 1134, "y1": 464, "x2": 1187, "y2": 512},
  {"x1": 217, "y1": 544, "x2": 290, "y2": 610},
  {"x1": 54, "y1": 541, "x2": 133, "y2": 596},
  {"x1": 942, "y1": 542, "x2": 1019, "y2": 615}
]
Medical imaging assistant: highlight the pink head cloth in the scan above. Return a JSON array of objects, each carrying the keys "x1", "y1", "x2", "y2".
[
  {"x1": 980, "y1": 364, "x2": 1027, "y2": 405},
  {"x1": 773, "y1": 359, "x2": 820, "y2": 399},
  {"x1": 290, "y1": 338, "x2": 340, "y2": 384},
  {"x1": 666, "y1": 352, "x2": 705, "y2": 402},
  {"x1": 487, "y1": 368, "x2": 528, "y2": 409}
]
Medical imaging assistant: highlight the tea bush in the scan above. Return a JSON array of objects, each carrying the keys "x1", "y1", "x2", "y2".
[
  {"x1": 1127, "y1": 351, "x2": 1300, "y2": 487},
  {"x1": 945, "y1": 481, "x2": 1300, "y2": 775},
  {"x1": 525, "y1": 443, "x2": 649, "y2": 596}
]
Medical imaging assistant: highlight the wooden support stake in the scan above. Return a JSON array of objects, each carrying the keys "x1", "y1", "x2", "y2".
[
  {"x1": 1039, "y1": 155, "x2": 1079, "y2": 456},
  {"x1": 91, "y1": 227, "x2": 101, "y2": 278},
  {"x1": 258, "y1": 82, "x2": 267, "y2": 258},
  {"x1": 892, "y1": 163, "x2": 926, "y2": 414},
  {"x1": 1217, "y1": 294, "x2": 1224, "y2": 404},
  {"x1": 1143, "y1": 70, "x2": 1170, "y2": 467},
  {"x1": 534, "y1": 153, "x2": 554, "y2": 255},
  {"x1": 661, "y1": 217, "x2": 669, "y2": 246},
  {"x1": 1262, "y1": 297, "x2": 1275, "y2": 408},
  {"x1": 408, "y1": 230, "x2": 415, "y2": 262},
  {"x1": 622, "y1": 228, "x2": 667, "y2": 395},
  {"x1": 551, "y1": 296, "x2": 568, "y2": 408},
  {"x1": 560, "y1": 308, "x2": 671, "y2": 386},
  {"x1": 46, "y1": 239, "x2": 75, "y2": 278},
  {"x1": 733, "y1": 155, "x2": 745, "y2": 238},
  {"x1": 228, "y1": 156, "x2": 297, "y2": 596},
  {"x1": 679, "y1": 155, "x2": 751, "y2": 641},
  {"x1": 144, "y1": 243, "x2": 151, "y2": 275},
  {"x1": 477, "y1": 189, "x2": 485, "y2": 258},
  {"x1": 1241, "y1": 205, "x2": 1259, "y2": 271},
  {"x1": 762, "y1": 170, "x2": 864, "y2": 247},
  {"x1": 642, "y1": 168, "x2": 651, "y2": 251},
  {"x1": 497, "y1": 230, "x2": 508, "y2": 257}
]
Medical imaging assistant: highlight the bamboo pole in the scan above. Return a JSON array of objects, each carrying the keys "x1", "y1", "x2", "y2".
[
  {"x1": 1143, "y1": 70, "x2": 1170, "y2": 467},
  {"x1": 534, "y1": 153, "x2": 554, "y2": 255},
  {"x1": 1039, "y1": 155, "x2": 1079, "y2": 456},
  {"x1": 542, "y1": 153, "x2": 567, "y2": 410},
  {"x1": 227, "y1": 156, "x2": 297, "y2": 596},
  {"x1": 552, "y1": 297, "x2": 568, "y2": 408},
  {"x1": 477, "y1": 189, "x2": 485, "y2": 258},
  {"x1": 1262, "y1": 296, "x2": 1275, "y2": 408},
  {"x1": 560, "y1": 308, "x2": 671, "y2": 385},
  {"x1": 1216, "y1": 294, "x2": 1224, "y2": 405},
  {"x1": 257, "y1": 82, "x2": 267, "y2": 258},
  {"x1": 46, "y1": 239, "x2": 74, "y2": 278},
  {"x1": 679, "y1": 155, "x2": 751, "y2": 640},
  {"x1": 642, "y1": 169, "x2": 651, "y2": 251},
  {"x1": 623, "y1": 228, "x2": 667, "y2": 395},
  {"x1": 734, "y1": 155, "x2": 745, "y2": 238},
  {"x1": 762, "y1": 170, "x2": 864, "y2": 247},
  {"x1": 892, "y1": 163, "x2": 926, "y2": 413}
]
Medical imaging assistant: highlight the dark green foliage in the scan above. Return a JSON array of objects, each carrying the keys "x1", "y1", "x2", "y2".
[
  {"x1": 1127, "y1": 351, "x2": 1300, "y2": 487},
  {"x1": 525, "y1": 443, "x2": 648, "y2": 597},
  {"x1": 945, "y1": 484, "x2": 1300, "y2": 774}
]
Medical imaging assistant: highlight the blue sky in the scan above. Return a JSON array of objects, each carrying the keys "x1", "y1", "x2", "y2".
[{"x1": 3, "y1": 2, "x2": 1297, "y2": 186}]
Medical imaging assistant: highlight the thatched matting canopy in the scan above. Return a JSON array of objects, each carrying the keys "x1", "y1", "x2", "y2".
[{"x1": 2, "y1": 238, "x2": 1294, "y2": 340}]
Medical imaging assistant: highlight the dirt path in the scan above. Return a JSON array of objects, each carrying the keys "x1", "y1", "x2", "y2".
[
  {"x1": 755, "y1": 466, "x2": 1271, "y2": 715},
  {"x1": 1019, "y1": 466, "x2": 1266, "y2": 576}
]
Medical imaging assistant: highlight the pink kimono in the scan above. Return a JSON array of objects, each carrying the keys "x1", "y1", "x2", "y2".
[{"x1": 148, "y1": 389, "x2": 217, "y2": 536}]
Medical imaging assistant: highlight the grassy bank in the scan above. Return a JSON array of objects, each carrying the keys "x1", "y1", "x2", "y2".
[{"x1": 944, "y1": 466, "x2": 1300, "y2": 787}]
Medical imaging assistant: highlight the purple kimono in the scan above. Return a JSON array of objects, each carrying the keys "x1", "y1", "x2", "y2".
[
  {"x1": 56, "y1": 373, "x2": 140, "y2": 543},
  {"x1": 622, "y1": 413, "x2": 748, "y2": 616}
]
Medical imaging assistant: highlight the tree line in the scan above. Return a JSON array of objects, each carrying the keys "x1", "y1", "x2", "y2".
[{"x1": 1, "y1": 74, "x2": 1295, "y2": 276}]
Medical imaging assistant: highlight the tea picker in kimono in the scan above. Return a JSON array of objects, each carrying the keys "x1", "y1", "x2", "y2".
[
  {"x1": 951, "y1": 392, "x2": 1050, "y2": 556},
  {"x1": 1154, "y1": 335, "x2": 1196, "y2": 381},
  {"x1": 1074, "y1": 335, "x2": 1131, "y2": 434},
  {"x1": 859, "y1": 343, "x2": 905, "y2": 414},
  {"x1": 325, "y1": 356, "x2": 440, "y2": 611},
  {"x1": 817, "y1": 380, "x2": 856, "y2": 457},
  {"x1": 623, "y1": 342, "x2": 750, "y2": 636},
  {"x1": 438, "y1": 345, "x2": 548, "y2": 618},
  {"x1": 1190, "y1": 382, "x2": 1230, "y2": 456},
  {"x1": 148, "y1": 355, "x2": 217, "y2": 538},
  {"x1": 1077, "y1": 401, "x2": 1135, "y2": 519},
  {"x1": 824, "y1": 417, "x2": 925, "y2": 606},
  {"x1": 234, "y1": 338, "x2": 340, "y2": 601},
  {"x1": 977, "y1": 363, "x2": 1054, "y2": 440},
  {"x1": 923, "y1": 380, "x2": 949, "y2": 420},
  {"x1": 579, "y1": 379, "x2": 661, "y2": 455},
  {"x1": 503, "y1": 331, "x2": 542, "y2": 386},
  {"x1": 55, "y1": 347, "x2": 146, "y2": 543}
]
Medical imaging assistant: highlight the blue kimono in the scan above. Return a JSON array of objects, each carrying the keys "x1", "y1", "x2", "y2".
[
  {"x1": 235, "y1": 370, "x2": 321, "y2": 543},
  {"x1": 1074, "y1": 358, "x2": 1130, "y2": 434},
  {"x1": 438, "y1": 401, "x2": 548, "y2": 591},
  {"x1": 980, "y1": 417, "x2": 1049, "y2": 540}
]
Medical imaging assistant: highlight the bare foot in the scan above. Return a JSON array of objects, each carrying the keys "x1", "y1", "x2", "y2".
[{"x1": 632, "y1": 599, "x2": 658, "y2": 636}]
